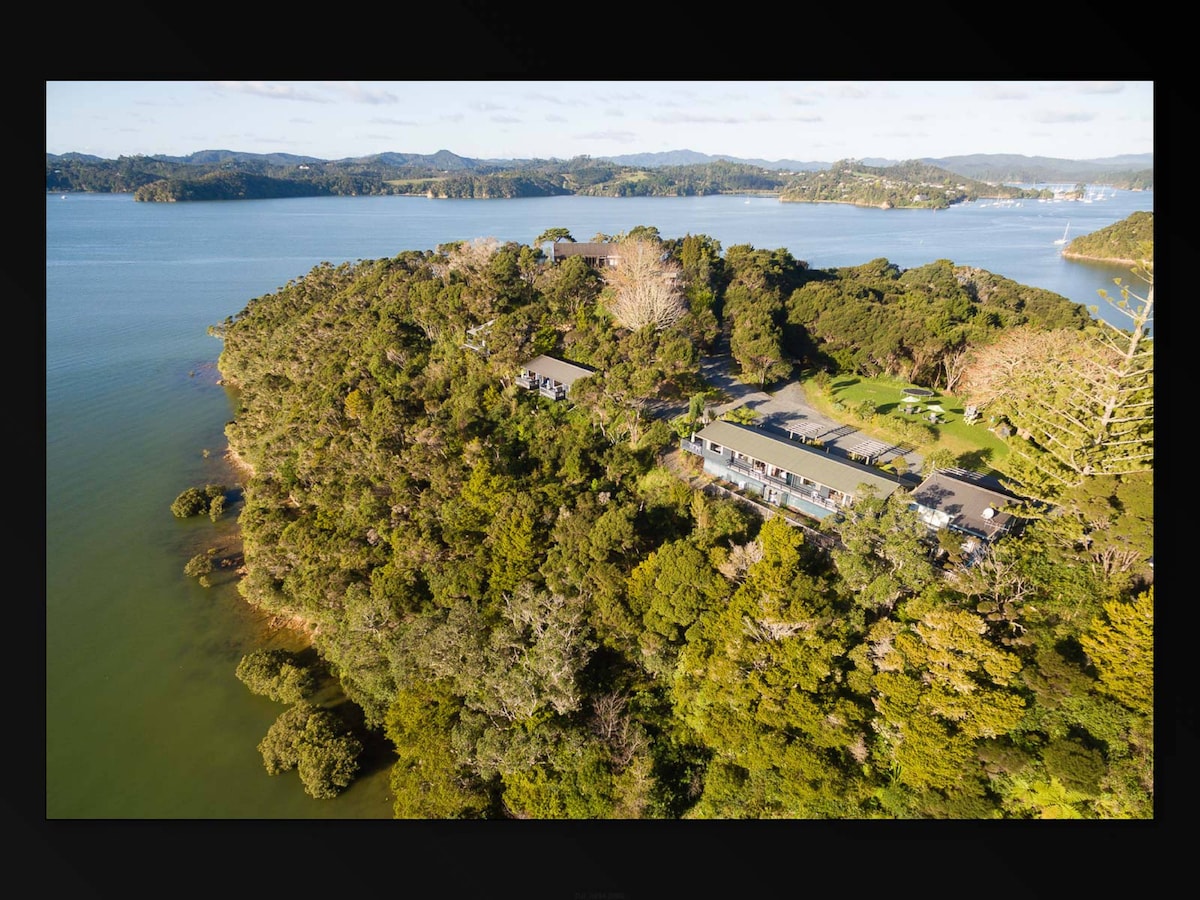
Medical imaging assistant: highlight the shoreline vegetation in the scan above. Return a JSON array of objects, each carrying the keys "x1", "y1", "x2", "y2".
[
  {"x1": 1061, "y1": 253, "x2": 1140, "y2": 265},
  {"x1": 223, "y1": 445, "x2": 255, "y2": 478},
  {"x1": 1059, "y1": 210, "x2": 1153, "y2": 267},
  {"x1": 221, "y1": 445, "x2": 320, "y2": 644}
]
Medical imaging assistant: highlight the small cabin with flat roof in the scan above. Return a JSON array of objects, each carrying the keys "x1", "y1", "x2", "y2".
[
  {"x1": 548, "y1": 241, "x2": 621, "y2": 268},
  {"x1": 515, "y1": 355, "x2": 595, "y2": 400}
]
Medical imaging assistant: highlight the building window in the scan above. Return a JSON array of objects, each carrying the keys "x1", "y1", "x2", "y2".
[{"x1": 708, "y1": 442, "x2": 722, "y2": 453}]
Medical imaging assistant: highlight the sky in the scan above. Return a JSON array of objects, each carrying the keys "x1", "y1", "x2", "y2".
[{"x1": 45, "y1": 80, "x2": 1154, "y2": 163}]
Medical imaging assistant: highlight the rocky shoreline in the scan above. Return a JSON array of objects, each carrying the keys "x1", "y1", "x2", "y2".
[{"x1": 224, "y1": 445, "x2": 255, "y2": 478}]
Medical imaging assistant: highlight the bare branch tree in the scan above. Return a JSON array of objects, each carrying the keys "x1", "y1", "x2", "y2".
[
  {"x1": 446, "y1": 236, "x2": 501, "y2": 276},
  {"x1": 603, "y1": 237, "x2": 686, "y2": 331},
  {"x1": 716, "y1": 539, "x2": 764, "y2": 581},
  {"x1": 959, "y1": 274, "x2": 1153, "y2": 487},
  {"x1": 941, "y1": 345, "x2": 971, "y2": 394}
]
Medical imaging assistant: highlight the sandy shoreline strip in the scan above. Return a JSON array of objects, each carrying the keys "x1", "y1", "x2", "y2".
[{"x1": 224, "y1": 445, "x2": 256, "y2": 478}]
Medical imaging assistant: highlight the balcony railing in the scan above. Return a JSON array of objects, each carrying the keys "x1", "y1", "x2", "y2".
[
  {"x1": 787, "y1": 487, "x2": 840, "y2": 512},
  {"x1": 729, "y1": 458, "x2": 790, "y2": 488},
  {"x1": 681, "y1": 438, "x2": 704, "y2": 456},
  {"x1": 727, "y1": 459, "x2": 840, "y2": 511}
]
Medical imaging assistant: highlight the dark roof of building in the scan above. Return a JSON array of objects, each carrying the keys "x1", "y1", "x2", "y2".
[
  {"x1": 550, "y1": 241, "x2": 619, "y2": 261},
  {"x1": 909, "y1": 469, "x2": 1022, "y2": 537},
  {"x1": 519, "y1": 354, "x2": 595, "y2": 385},
  {"x1": 694, "y1": 420, "x2": 902, "y2": 498}
]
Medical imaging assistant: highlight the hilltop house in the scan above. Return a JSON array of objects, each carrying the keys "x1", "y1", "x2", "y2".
[
  {"x1": 908, "y1": 468, "x2": 1024, "y2": 549},
  {"x1": 515, "y1": 354, "x2": 595, "y2": 401},
  {"x1": 681, "y1": 420, "x2": 902, "y2": 520},
  {"x1": 548, "y1": 241, "x2": 621, "y2": 268}
]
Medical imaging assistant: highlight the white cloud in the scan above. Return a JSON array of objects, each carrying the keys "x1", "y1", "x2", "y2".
[
  {"x1": 827, "y1": 83, "x2": 870, "y2": 99},
  {"x1": 1032, "y1": 110, "x2": 1096, "y2": 124},
  {"x1": 976, "y1": 84, "x2": 1031, "y2": 101},
  {"x1": 210, "y1": 81, "x2": 332, "y2": 103},
  {"x1": 1076, "y1": 81, "x2": 1126, "y2": 95},
  {"x1": 575, "y1": 129, "x2": 639, "y2": 144},
  {"x1": 651, "y1": 112, "x2": 746, "y2": 125}
]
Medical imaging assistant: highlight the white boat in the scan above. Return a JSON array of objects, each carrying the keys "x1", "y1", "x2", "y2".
[{"x1": 1053, "y1": 222, "x2": 1070, "y2": 245}]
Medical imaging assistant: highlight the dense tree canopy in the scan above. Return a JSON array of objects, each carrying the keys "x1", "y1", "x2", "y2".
[{"x1": 215, "y1": 226, "x2": 1153, "y2": 818}]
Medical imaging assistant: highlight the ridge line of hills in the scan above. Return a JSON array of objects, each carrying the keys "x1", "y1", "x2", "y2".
[{"x1": 48, "y1": 148, "x2": 1154, "y2": 182}]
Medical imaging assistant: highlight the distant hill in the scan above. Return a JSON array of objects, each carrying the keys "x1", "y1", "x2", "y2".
[
  {"x1": 48, "y1": 151, "x2": 109, "y2": 164},
  {"x1": 149, "y1": 148, "x2": 543, "y2": 172},
  {"x1": 343, "y1": 150, "x2": 532, "y2": 171},
  {"x1": 150, "y1": 149, "x2": 328, "y2": 166},
  {"x1": 598, "y1": 150, "x2": 1153, "y2": 187},
  {"x1": 49, "y1": 148, "x2": 1154, "y2": 180},
  {"x1": 926, "y1": 153, "x2": 1153, "y2": 187},
  {"x1": 601, "y1": 149, "x2": 829, "y2": 172},
  {"x1": 47, "y1": 149, "x2": 1154, "y2": 200}
]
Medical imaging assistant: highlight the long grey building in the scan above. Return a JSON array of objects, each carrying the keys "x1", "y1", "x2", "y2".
[{"x1": 681, "y1": 420, "x2": 902, "y2": 520}]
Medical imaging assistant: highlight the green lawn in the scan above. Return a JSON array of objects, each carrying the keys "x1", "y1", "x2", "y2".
[{"x1": 794, "y1": 372, "x2": 1010, "y2": 475}]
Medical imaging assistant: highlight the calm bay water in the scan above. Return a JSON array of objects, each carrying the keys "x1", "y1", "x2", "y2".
[{"x1": 45, "y1": 187, "x2": 1154, "y2": 818}]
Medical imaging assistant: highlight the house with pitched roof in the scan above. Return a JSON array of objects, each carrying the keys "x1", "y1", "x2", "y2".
[{"x1": 681, "y1": 420, "x2": 902, "y2": 520}]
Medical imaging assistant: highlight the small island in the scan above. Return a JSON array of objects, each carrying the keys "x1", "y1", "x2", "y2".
[{"x1": 778, "y1": 159, "x2": 1047, "y2": 209}]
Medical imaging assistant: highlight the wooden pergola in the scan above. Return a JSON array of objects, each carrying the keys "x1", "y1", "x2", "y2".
[
  {"x1": 844, "y1": 438, "x2": 895, "y2": 465},
  {"x1": 785, "y1": 420, "x2": 827, "y2": 444}
]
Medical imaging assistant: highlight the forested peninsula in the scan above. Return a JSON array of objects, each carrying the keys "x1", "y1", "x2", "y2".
[
  {"x1": 48, "y1": 150, "x2": 1150, "y2": 207},
  {"x1": 777, "y1": 159, "x2": 1044, "y2": 209},
  {"x1": 202, "y1": 223, "x2": 1154, "y2": 818},
  {"x1": 1063, "y1": 210, "x2": 1154, "y2": 264}
]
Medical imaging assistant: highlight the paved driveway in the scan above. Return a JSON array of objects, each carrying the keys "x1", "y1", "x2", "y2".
[{"x1": 694, "y1": 349, "x2": 925, "y2": 482}]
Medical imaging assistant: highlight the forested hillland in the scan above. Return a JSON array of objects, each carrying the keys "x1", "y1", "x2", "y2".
[
  {"x1": 47, "y1": 150, "x2": 1152, "y2": 204},
  {"x1": 1063, "y1": 211, "x2": 1154, "y2": 264},
  {"x1": 778, "y1": 159, "x2": 1045, "y2": 209},
  {"x1": 205, "y1": 224, "x2": 1154, "y2": 817}
]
